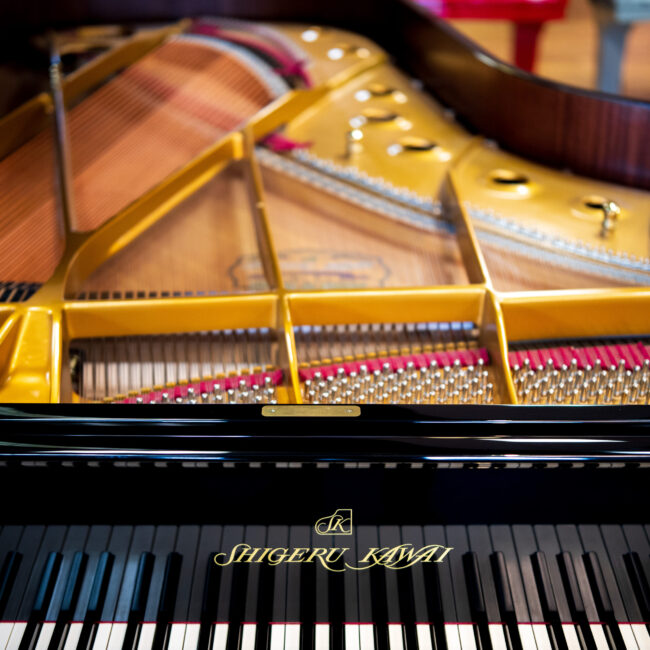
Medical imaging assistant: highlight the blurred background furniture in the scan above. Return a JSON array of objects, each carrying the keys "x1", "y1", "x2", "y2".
[
  {"x1": 416, "y1": 0, "x2": 568, "y2": 71},
  {"x1": 590, "y1": 0, "x2": 650, "y2": 92}
]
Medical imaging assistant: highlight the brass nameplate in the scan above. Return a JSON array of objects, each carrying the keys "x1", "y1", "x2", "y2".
[{"x1": 262, "y1": 405, "x2": 360, "y2": 417}]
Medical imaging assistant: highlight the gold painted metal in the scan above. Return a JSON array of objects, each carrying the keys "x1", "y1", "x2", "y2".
[
  {"x1": 451, "y1": 141, "x2": 650, "y2": 261},
  {"x1": 1, "y1": 21, "x2": 649, "y2": 406},
  {"x1": 283, "y1": 63, "x2": 476, "y2": 198},
  {"x1": 262, "y1": 404, "x2": 360, "y2": 417}
]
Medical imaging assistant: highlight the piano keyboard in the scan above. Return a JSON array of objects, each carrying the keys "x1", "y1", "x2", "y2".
[
  {"x1": 0, "y1": 524, "x2": 648, "y2": 650},
  {"x1": 509, "y1": 338, "x2": 650, "y2": 404},
  {"x1": 70, "y1": 329, "x2": 281, "y2": 403},
  {"x1": 295, "y1": 322, "x2": 496, "y2": 404}
]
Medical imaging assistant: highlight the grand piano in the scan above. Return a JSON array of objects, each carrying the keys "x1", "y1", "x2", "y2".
[{"x1": 0, "y1": 0, "x2": 649, "y2": 647}]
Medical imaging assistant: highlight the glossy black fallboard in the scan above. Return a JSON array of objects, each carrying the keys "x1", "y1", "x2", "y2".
[
  {"x1": 0, "y1": 404, "x2": 648, "y2": 526},
  {"x1": 0, "y1": 404, "x2": 649, "y2": 462}
]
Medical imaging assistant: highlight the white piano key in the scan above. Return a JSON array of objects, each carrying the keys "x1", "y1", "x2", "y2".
[
  {"x1": 560, "y1": 624, "x2": 582, "y2": 650},
  {"x1": 443, "y1": 624, "x2": 461, "y2": 650},
  {"x1": 619, "y1": 624, "x2": 640, "y2": 650},
  {"x1": 270, "y1": 624, "x2": 285, "y2": 650},
  {"x1": 360, "y1": 625, "x2": 375, "y2": 650},
  {"x1": 107, "y1": 623, "x2": 127, "y2": 650},
  {"x1": 590, "y1": 624, "x2": 612, "y2": 650},
  {"x1": 241, "y1": 624, "x2": 257, "y2": 650},
  {"x1": 63, "y1": 622, "x2": 84, "y2": 650},
  {"x1": 4, "y1": 623, "x2": 24, "y2": 650},
  {"x1": 168, "y1": 624, "x2": 187, "y2": 650},
  {"x1": 415, "y1": 624, "x2": 433, "y2": 650},
  {"x1": 0, "y1": 623, "x2": 14, "y2": 650},
  {"x1": 315, "y1": 624, "x2": 330, "y2": 650},
  {"x1": 136, "y1": 624, "x2": 157, "y2": 650},
  {"x1": 345, "y1": 624, "x2": 360, "y2": 650},
  {"x1": 517, "y1": 624, "x2": 537, "y2": 650},
  {"x1": 183, "y1": 624, "x2": 200, "y2": 650},
  {"x1": 34, "y1": 622, "x2": 56, "y2": 650},
  {"x1": 532, "y1": 624, "x2": 553, "y2": 650},
  {"x1": 458, "y1": 625, "x2": 477, "y2": 650},
  {"x1": 487, "y1": 624, "x2": 508, "y2": 650},
  {"x1": 285, "y1": 624, "x2": 301, "y2": 650},
  {"x1": 631, "y1": 624, "x2": 650, "y2": 650},
  {"x1": 211, "y1": 624, "x2": 229, "y2": 650},
  {"x1": 91, "y1": 623, "x2": 113, "y2": 650},
  {"x1": 387, "y1": 624, "x2": 403, "y2": 650}
]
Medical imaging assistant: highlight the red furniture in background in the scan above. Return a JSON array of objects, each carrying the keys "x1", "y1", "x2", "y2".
[{"x1": 416, "y1": 0, "x2": 568, "y2": 71}]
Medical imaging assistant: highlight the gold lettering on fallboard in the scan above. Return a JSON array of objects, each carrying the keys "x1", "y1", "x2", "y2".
[{"x1": 213, "y1": 544, "x2": 453, "y2": 571}]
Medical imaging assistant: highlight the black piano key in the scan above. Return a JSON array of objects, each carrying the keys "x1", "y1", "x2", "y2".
[
  {"x1": 87, "y1": 552, "x2": 115, "y2": 618},
  {"x1": 311, "y1": 529, "x2": 332, "y2": 650},
  {"x1": 44, "y1": 526, "x2": 89, "y2": 623},
  {"x1": 238, "y1": 526, "x2": 264, "y2": 650},
  {"x1": 579, "y1": 526, "x2": 630, "y2": 621},
  {"x1": 98, "y1": 526, "x2": 133, "y2": 622},
  {"x1": 213, "y1": 526, "x2": 246, "y2": 650},
  {"x1": 130, "y1": 553, "x2": 155, "y2": 621},
  {"x1": 288, "y1": 527, "x2": 310, "y2": 650},
  {"x1": 491, "y1": 525, "x2": 536, "y2": 650},
  {"x1": 115, "y1": 528, "x2": 155, "y2": 650},
  {"x1": 490, "y1": 552, "x2": 523, "y2": 650},
  {"x1": 533, "y1": 526, "x2": 587, "y2": 650},
  {"x1": 556, "y1": 526, "x2": 612, "y2": 650},
  {"x1": 556, "y1": 553, "x2": 587, "y2": 623},
  {"x1": 142, "y1": 526, "x2": 177, "y2": 623},
  {"x1": 425, "y1": 526, "x2": 455, "y2": 650},
  {"x1": 76, "y1": 550, "x2": 115, "y2": 650},
  {"x1": 446, "y1": 527, "x2": 474, "y2": 624},
  {"x1": 343, "y1": 524, "x2": 359, "y2": 622},
  {"x1": 114, "y1": 527, "x2": 155, "y2": 622},
  {"x1": 152, "y1": 552, "x2": 182, "y2": 650},
  {"x1": 0, "y1": 527, "x2": 25, "y2": 617},
  {"x1": 556, "y1": 527, "x2": 600, "y2": 622},
  {"x1": 623, "y1": 554, "x2": 650, "y2": 623},
  {"x1": 396, "y1": 544, "x2": 417, "y2": 650},
  {"x1": 420, "y1": 534, "x2": 445, "y2": 650},
  {"x1": 268, "y1": 526, "x2": 288, "y2": 650},
  {"x1": 61, "y1": 552, "x2": 88, "y2": 619},
  {"x1": 169, "y1": 526, "x2": 200, "y2": 650},
  {"x1": 3, "y1": 526, "x2": 45, "y2": 624},
  {"x1": 33, "y1": 552, "x2": 63, "y2": 616},
  {"x1": 327, "y1": 529, "x2": 346, "y2": 648},
  {"x1": 600, "y1": 525, "x2": 650, "y2": 648},
  {"x1": 511, "y1": 526, "x2": 547, "y2": 622},
  {"x1": 190, "y1": 526, "x2": 221, "y2": 650},
  {"x1": 600, "y1": 525, "x2": 646, "y2": 621},
  {"x1": 173, "y1": 526, "x2": 201, "y2": 620},
  {"x1": 0, "y1": 551, "x2": 22, "y2": 617},
  {"x1": 356, "y1": 525, "x2": 377, "y2": 650},
  {"x1": 462, "y1": 553, "x2": 491, "y2": 650},
  {"x1": 254, "y1": 528, "x2": 275, "y2": 650},
  {"x1": 361, "y1": 526, "x2": 385, "y2": 650},
  {"x1": 467, "y1": 525, "x2": 502, "y2": 623},
  {"x1": 65, "y1": 525, "x2": 111, "y2": 650},
  {"x1": 446, "y1": 526, "x2": 479, "y2": 650},
  {"x1": 401, "y1": 526, "x2": 434, "y2": 650},
  {"x1": 623, "y1": 525, "x2": 650, "y2": 621},
  {"x1": 287, "y1": 526, "x2": 310, "y2": 622},
  {"x1": 14, "y1": 526, "x2": 66, "y2": 650},
  {"x1": 313, "y1": 529, "x2": 330, "y2": 621},
  {"x1": 189, "y1": 526, "x2": 220, "y2": 624},
  {"x1": 533, "y1": 528, "x2": 573, "y2": 623}
]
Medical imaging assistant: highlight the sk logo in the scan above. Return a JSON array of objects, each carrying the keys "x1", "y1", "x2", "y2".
[{"x1": 314, "y1": 509, "x2": 353, "y2": 535}]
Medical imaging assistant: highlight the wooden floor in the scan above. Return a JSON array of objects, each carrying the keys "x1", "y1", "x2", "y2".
[{"x1": 448, "y1": 0, "x2": 650, "y2": 100}]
